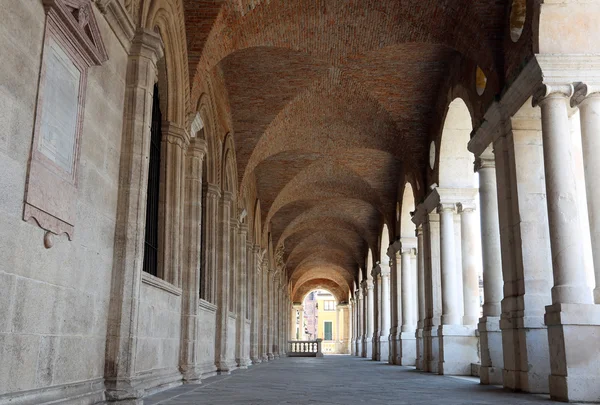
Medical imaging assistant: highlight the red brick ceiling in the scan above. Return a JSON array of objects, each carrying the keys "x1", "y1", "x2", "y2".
[{"x1": 184, "y1": 0, "x2": 507, "y2": 300}]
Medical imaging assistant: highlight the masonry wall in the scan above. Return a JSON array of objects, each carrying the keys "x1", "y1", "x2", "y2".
[
  {"x1": 136, "y1": 279, "x2": 182, "y2": 388},
  {"x1": 0, "y1": 0, "x2": 127, "y2": 401}
]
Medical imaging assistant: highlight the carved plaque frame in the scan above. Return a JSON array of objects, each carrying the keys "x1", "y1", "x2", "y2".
[{"x1": 24, "y1": 0, "x2": 107, "y2": 245}]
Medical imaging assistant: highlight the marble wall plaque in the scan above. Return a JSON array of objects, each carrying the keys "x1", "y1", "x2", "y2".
[
  {"x1": 23, "y1": 0, "x2": 108, "y2": 245},
  {"x1": 38, "y1": 38, "x2": 81, "y2": 174}
]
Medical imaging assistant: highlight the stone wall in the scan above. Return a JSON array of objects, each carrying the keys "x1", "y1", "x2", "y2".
[
  {"x1": 0, "y1": 1, "x2": 127, "y2": 402},
  {"x1": 136, "y1": 278, "x2": 183, "y2": 390},
  {"x1": 197, "y1": 301, "x2": 218, "y2": 377}
]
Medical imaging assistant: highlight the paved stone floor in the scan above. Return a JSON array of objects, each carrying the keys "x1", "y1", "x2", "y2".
[{"x1": 144, "y1": 356, "x2": 560, "y2": 404}]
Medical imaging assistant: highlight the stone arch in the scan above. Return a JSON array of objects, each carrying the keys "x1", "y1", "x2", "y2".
[
  {"x1": 253, "y1": 199, "x2": 262, "y2": 246},
  {"x1": 221, "y1": 133, "x2": 238, "y2": 195},
  {"x1": 436, "y1": 98, "x2": 475, "y2": 189},
  {"x1": 143, "y1": 0, "x2": 189, "y2": 127},
  {"x1": 400, "y1": 183, "x2": 416, "y2": 238},
  {"x1": 380, "y1": 224, "x2": 391, "y2": 264},
  {"x1": 196, "y1": 92, "x2": 219, "y2": 185}
]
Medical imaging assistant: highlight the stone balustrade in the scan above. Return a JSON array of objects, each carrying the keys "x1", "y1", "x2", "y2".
[{"x1": 287, "y1": 339, "x2": 324, "y2": 357}]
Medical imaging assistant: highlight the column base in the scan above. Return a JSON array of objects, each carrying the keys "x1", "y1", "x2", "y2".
[
  {"x1": 378, "y1": 335, "x2": 389, "y2": 362},
  {"x1": 372, "y1": 333, "x2": 380, "y2": 361},
  {"x1": 267, "y1": 353, "x2": 274, "y2": 360},
  {"x1": 478, "y1": 316, "x2": 503, "y2": 385},
  {"x1": 416, "y1": 328, "x2": 425, "y2": 370},
  {"x1": 500, "y1": 314, "x2": 549, "y2": 393},
  {"x1": 545, "y1": 303, "x2": 600, "y2": 402},
  {"x1": 351, "y1": 338, "x2": 356, "y2": 356},
  {"x1": 400, "y1": 331, "x2": 416, "y2": 366},
  {"x1": 424, "y1": 324, "x2": 440, "y2": 373},
  {"x1": 363, "y1": 337, "x2": 373, "y2": 358},
  {"x1": 357, "y1": 338, "x2": 363, "y2": 357},
  {"x1": 250, "y1": 356, "x2": 262, "y2": 364},
  {"x1": 388, "y1": 331, "x2": 398, "y2": 364},
  {"x1": 438, "y1": 324, "x2": 479, "y2": 375}
]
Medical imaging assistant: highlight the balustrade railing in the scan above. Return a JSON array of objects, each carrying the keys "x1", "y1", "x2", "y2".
[{"x1": 287, "y1": 339, "x2": 323, "y2": 357}]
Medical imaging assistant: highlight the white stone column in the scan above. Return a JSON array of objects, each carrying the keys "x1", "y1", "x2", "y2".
[
  {"x1": 535, "y1": 85, "x2": 592, "y2": 305},
  {"x1": 438, "y1": 203, "x2": 461, "y2": 326},
  {"x1": 458, "y1": 201, "x2": 480, "y2": 326},
  {"x1": 572, "y1": 83, "x2": 600, "y2": 303},
  {"x1": 372, "y1": 266, "x2": 381, "y2": 360},
  {"x1": 357, "y1": 287, "x2": 364, "y2": 357},
  {"x1": 379, "y1": 263, "x2": 391, "y2": 362},
  {"x1": 362, "y1": 279, "x2": 374, "y2": 358},
  {"x1": 534, "y1": 84, "x2": 599, "y2": 402},
  {"x1": 415, "y1": 225, "x2": 426, "y2": 370},
  {"x1": 261, "y1": 258, "x2": 269, "y2": 362},
  {"x1": 400, "y1": 241, "x2": 417, "y2": 365},
  {"x1": 475, "y1": 149, "x2": 504, "y2": 385}
]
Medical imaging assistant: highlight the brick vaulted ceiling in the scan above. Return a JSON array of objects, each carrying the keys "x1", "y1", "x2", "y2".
[{"x1": 184, "y1": 0, "x2": 507, "y2": 299}]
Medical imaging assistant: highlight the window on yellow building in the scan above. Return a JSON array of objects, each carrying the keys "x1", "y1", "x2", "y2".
[
  {"x1": 324, "y1": 321, "x2": 333, "y2": 341},
  {"x1": 323, "y1": 300, "x2": 336, "y2": 311}
]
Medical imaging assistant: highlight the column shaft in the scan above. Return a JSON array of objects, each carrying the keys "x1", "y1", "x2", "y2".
[
  {"x1": 458, "y1": 203, "x2": 480, "y2": 326},
  {"x1": 535, "y1": 87, "x2": 592, "y2": 305},
  {"x1": 439, "y1": 205, "x2": 460, "y2": 325}
]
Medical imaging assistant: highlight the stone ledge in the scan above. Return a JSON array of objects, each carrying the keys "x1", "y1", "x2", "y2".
[
  {"x1": 545, "y1": 303, "x2": 600, "y2": 325},
  {"x1": 141, "y1": 272, "x2": 182, "y2": 296},
  {"x1": 198, "y1": 299, "x2": 217, "y2": 312},
  {"x1": 0, "y1": 378, "x2": 105, "y2": 405}
]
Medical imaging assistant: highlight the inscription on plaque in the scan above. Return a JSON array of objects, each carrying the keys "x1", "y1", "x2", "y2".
[{"x1": 38, "y1": 38, "x2": 80, "y2": 174}]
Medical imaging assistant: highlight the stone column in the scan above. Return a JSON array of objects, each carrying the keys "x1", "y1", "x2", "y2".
[
  {"x1": 379, "y1": 262, "x2": 391, "y2": 362},
  {"x1": 158, "y1": 122, "x2": 188, "y2": 286},
  {"x1": 357, "y1": 288, "x2": 364, "y2": 356},
  {"x1": 458, "y1": 201, "x2": 480, "y2": 326},
  {"x1": 104, "y1": 30, "x2": 164, "y2": 403},
  {"x1": 371, "y1": 266, "x2": 381, "y2": 360},
  {"x1": 203, "y1": 184, "x2": 220, "y2": 304},
  {"x1": 261, "y1": 258, "x2": 269, "y2": 362},
  {"x1": 215, "y1": 191, "x2": 233, "y2": 373},
  {"x1": 475, "y1": 149, "x2": 504, "y2": 385},
  {"x1": 439, "y1": 203, "x2": 460, "y2": 326},
  {"x1": 235, "y1": 222, "x2": 250, "y2": 368},
  {"x1": 347, "y1": 300, "x2": 353, "y2": 354},
  {"x1": 437, "y1": 192, "x2": 479, "y2": 376},
  {"x1": 400, "y1": 240, "x2": 417, "y2": 365},
  {"x1": 387, "y1": 243, "x2": 399, "y2": 364},
  {"x1": 349, "y1": 298, "x2": 356, "y2": 354},
  {"x1": 493, "y1": 101, "x2": 552, "y2": 393},
  {"x1": 415, "y1": 225, "x2": 426, "y2": 370},
  {"x1": 572, "y1": 83, "x2": 600, "y2": 303},
  {"x1": 534, "y1": 84, "x2": 598, "y2": 402},
  {"x1": 179, "y1": 136, "x2": 207, "y2": 383},
  {"x1": 250, "y1": 246, "x2": 261, "y2": 364},
  {"x1": 366, "y1": 278, "x2": 375, "y2": 358},
  {"x1": 415, "y1": 206, "x2": 442, "y2": 374}
]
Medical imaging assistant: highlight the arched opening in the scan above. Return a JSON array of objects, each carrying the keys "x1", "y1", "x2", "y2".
[
  {"x1": 299, "y1": 288, "x2": 346, "y2": 353},
  {"x1": 439, "y1": 98, "x2": 475, "y2": 189}
]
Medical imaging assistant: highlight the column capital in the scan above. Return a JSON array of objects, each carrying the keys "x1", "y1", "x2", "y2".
[
  {"x1": 370, "y1": 264, "x2": 381, "y2": 279},
  {"x1": 130, "y1": 28, "x2": 164, "y2": 61},
  {"x1": 437, "y1": 202, "x2": 456, "y2": 214},
  {"x1": 571, "y1": 82, "x2": 600, "y2": 107},
  {"x1": 532, "y1": 83, "x2": 574, "y2": 107},
  {"x1": 221, "y1": 190, "x2": 234, "y2": 203},
  {"x1": 379, "y1": 263, "x2": 391, "y2": 277},
  {"x1": 162, "y1": 121, "x2": 190, "y2": 149},
  {"x1": 457, "y1": 201, "x2": 477, "y2": 213},
  {"x1": 204, "y1": 183, "x2": 221, "y2": 198},
  {"x1": 361, "y1": 279, "x2": 373, "y2": 292},
  {"x1": 400, "y1": 236, "x2": 417, "y2": 252},
  {"x1": 474, "y1": 146, "x2": 495, "y2": 171},
  {"x1": 187, "y1": 137, "x2": 207, "y2": 159}
]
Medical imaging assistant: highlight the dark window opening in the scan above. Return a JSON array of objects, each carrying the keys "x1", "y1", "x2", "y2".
[{"x1": 143, "y1": 83, "x2": 162, "y2": 277}]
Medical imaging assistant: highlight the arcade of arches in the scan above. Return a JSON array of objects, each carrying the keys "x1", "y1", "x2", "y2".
[{"x1": 2, "y1": 0, "x2": 600, "y2": 404}]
